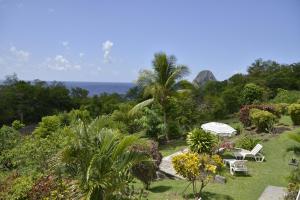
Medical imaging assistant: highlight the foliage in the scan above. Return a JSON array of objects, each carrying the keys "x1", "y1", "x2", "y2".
[
  {"x1": 131, "y1": 140, "x2": 162, "y2": 189},
  {"x1": 11, "y1": 120, "x2": 25, "y2": 130},
  {"x1": 272, "y1": 89, "x2": 300, "y2": 104},
  {"x1": 172, "y1": 152, "x2": 223, "y2": 198},
  {"x1": 285, "y1": 130, "x2": 300, "y2": 200},
  {"x1": 241, "y1": 83, "x2": 264, "y2": 105},
  {"x1": 0, "y1": 76, "x2": 72, "y2": 125},
  {"x1": 86, "y1": 93, "x2": 125, "y2": 117},
  {"x1": 131, "y1": 52, "x2": 189, "y2": 141},
  {"x1": 186, "y1": 128, "x2": 216, "y2": 154},
  {"x1": 239, "y1": 104, "x2": 279, "y2": 127},
  {"x1": 62, "y1": 118, "x2": 147, "y2": 199},
  {"x1": 136, "y1": 107, "x2": 164, "y2": 140},
  {"x1": 285, "y1": 167, "x2": 300, "y2": 200},
  {"x1": 233, "y1": 124, "x2": 243, "y2": 135},
  {"x1": 222, "y1": 87, "x2": 241, "y2": 113},
  {"x1": 0, "y1": 173, "x2": 36, "y2": 200},
  {"x1": 273, "y1": 103, "x2": 289, "y2": 115},
  {"x1": 203, "y1": 95, "x2": 227, "y2": 119},
  {"x1": 289, "y1": 104, "x2": 300, "y2": 125},
  {"x1": 111, "y1": 103, "x2": 143, "y2": 134},
  {"x1": 236, "y1": 136, "x2": 261, "y2": 150},
  {"x1": 33, "y1": 115, "x2": 62, "y2": 138},
  {"x1": 0, "y1": 126, "x2": 20, "y2": 154},
  {"x1": 250, "y1": 109, "x2": 277, "y2": 132}
]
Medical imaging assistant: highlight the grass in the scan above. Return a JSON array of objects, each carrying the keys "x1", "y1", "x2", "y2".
[
  {"x1": 136, "y1": 116, "x2": 299, "y2": 200},
  {"x1": 159, "y1": 139, "x2": 187, "y2": 157}
]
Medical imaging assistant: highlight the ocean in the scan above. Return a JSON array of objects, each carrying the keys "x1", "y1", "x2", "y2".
[
  {"x1": 0, "y1": 80, "x2": 135, "y2": 96},
  {"x1": 62, "y1": 81, "x2": 135, "y2": 96}
]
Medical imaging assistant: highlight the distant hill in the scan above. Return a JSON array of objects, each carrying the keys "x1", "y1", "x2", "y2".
[{"x1": 193, "y1": 70, "x2": 216, "y2": 86}]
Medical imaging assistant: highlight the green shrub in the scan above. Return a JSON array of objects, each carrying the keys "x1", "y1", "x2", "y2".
[
  {"x1": 241, "y1": 83, "x2": 264, "y2": 105},
  {"x1": 250, "y1": 109, "x2": 277, "y2": 132},
  {"x1": 131, "y1": 140, "x2": 162, "y2": 189},
  {"x1": 186, "y1": 128, "x2": 216, "y2": 154},
  {"x1": 236, "y1": 136, "x2": 261, "y2": 150},
  {"x1": 272, "y1": 89, "x2": 300, "y2": 104},
  {"x1": 239, "y1": 104, "x2": 280, "y2": 127},
  {"x1": 288, "y1": 104, "x2": 300, "y2": 125},
  {"x1": 0, "y1": 126, "x2": 20, "y2": 153},
  {"x1": 11, "y1": 120, "x2": 25, "y2": 130},
  {"x1": 273, "y1": 103, "x2": 289, "y2": 115},
  {"x1": 33, "y1": 115, "x2": 61, "y2": 138},
  {"x1": 233, "y1": 124, "x2": 243, "y2": 135}
]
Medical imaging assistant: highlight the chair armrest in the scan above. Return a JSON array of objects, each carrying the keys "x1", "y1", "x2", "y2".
[{"x1": 233, "y1": 148, "x2": 243, "y2": 152}]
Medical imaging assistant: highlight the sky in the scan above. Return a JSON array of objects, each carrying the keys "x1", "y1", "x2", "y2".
[{"x1": 0, "y1": 0, "x2": 300, "y2": 82}]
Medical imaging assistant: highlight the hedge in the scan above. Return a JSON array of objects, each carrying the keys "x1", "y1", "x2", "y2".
[
  {"x1": 289, "y1": 104, "x2": 300, "y2": 125},
  {"x1": 239, "y1": 104, "x2": 280, "y2": 127}
]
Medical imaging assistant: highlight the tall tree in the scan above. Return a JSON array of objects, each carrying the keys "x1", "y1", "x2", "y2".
[{"x1": 131, "y1": 52, "x2": 189, "y2": 141}]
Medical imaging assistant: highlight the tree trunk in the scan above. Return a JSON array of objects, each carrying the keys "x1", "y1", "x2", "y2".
[
  {"x1": 163, "y1": 108, "x2": 169, "y2": 142},
  {"x1": 198, "y1": 181, "x2": 205, "y2": 198}
]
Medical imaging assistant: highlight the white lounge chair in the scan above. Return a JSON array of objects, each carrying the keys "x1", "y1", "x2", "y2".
[
  {"x1": 234, "y1": 144, "x2": 265, "y2": 162},
  {"x1": 223, "y1": 159, "x2": 248, "y2": 175}
]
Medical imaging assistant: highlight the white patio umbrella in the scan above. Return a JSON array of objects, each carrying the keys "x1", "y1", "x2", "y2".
[{"x1": 201, "y1": 122, "x2": 236, "y2": 137}]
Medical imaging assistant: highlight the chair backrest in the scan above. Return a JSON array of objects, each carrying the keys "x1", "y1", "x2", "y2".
[
  {"x1": 250, "y1": 144, "x2": 263, "y2": 155},
  {"x1": 233, "y1": 160, "x2": 247, "y2": 168}
]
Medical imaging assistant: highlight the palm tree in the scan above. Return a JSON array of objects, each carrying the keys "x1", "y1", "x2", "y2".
[
  {"x1": 131, "y1": 52, "x2": 189, "y2": 141},
  {"x1": 62, "y1": 118, "x2": 147, "y2": 199}
]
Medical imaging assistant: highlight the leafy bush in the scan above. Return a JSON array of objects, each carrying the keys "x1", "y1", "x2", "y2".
[
  {"x1": 131, "y1": 140, "x2": 162, "y2": 189},
  {"x1": 233, "y1": 124, "x2": 243, "y2": 135},
  {"x1": 285, "y1": 167, "x2": 300, "y2": 200},
  {"x1": 272, "y1": 89, "x2": 300, "y2": 104},
  {"x1": 33, "y1": 115, "x2": 62, "y2": 138},
  {"x1": 273, "y1": 103, "x2": 289, "y2": 115},
  {"x1": 289, "y1": 104, "x2": 300, "y2": 125},
  {"x1": 136, "y1": 107, "x2": 164, "y2": 139},
  {"x1": 0, "y1": 175, "x2": 35, "y2": 200},
  {"x1": 0, "y1": 126, "x2": 20, "y2": 153},
  {"x1": 172, "y1": 152, "x2": 223, "y2": 197},
  {"x1": 250, "y1": 109, "x2": 277, "y2": 132},
  {"x1": 236, "y1": 136, "x2": 261, "y2": 150},
  {"x1": 241, "y1": 83, "x2": 264, "y2": 105},
  {"x1": 187, "y1": 128, "x2": 216, "y2": 154},
  {"x1": 11, "y1": 120, "x2": 25, "y2": 130},
  {"x1": 239, "y1": 104, "x2": 280, "y2": 127}
]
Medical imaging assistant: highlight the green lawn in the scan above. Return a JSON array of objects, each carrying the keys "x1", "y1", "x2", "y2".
[
  {"x1": 159, "y1": 139, "x2": 187, "y2": 157},
  {"x1": 136, "y1": 118, "x2": 299, "y2": 200}
]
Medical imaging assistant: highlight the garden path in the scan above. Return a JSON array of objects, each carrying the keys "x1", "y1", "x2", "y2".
[
  {"x1": 158, "y1": 148, "x2": 188, "y2": 179},
  {"x1": 258, "y1": 186, "x2": 286, "y2": 200}
]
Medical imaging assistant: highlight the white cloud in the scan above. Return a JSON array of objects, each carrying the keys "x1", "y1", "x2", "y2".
[
  {"x1": 48, "y1": 8, "x2": 55, "y2": 13},
  {"x1": 46, "y1": 55, "x2": 81, "y2": 71},
  {"x1": 102, "y1": 40, "x2": 113, "y2": 63},
  {"x1": 79, "y1": 52, "x2": 85, "y2": 58},
  {"x1": 61, "y1": 41, "x2": 69, "y2": 49},
  {"x1": 97, "y1": 66, "x2": 102, "y2": 71},
  {"x1": 9, "y1": 46, "x2": 30, "y2": 62}
]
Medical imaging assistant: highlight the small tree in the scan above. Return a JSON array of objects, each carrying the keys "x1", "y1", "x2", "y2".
[
  {"x1": 289, "y1": 104, "x2": 300, "y2": 125},
  {"x1": 186, "y1": 128, "x2": 216, "y2": 154},
  {"x1": 131, "y1": 140, "x2": 162, "y2": 189},
  {"x1": 172, "y1": 152, "x2": 223, "y2": 198},
  {"x1": 241, "y1": 83, "x2": 264, "y2": 105}
]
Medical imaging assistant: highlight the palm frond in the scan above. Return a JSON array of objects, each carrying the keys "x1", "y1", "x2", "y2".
[
  {"x1": 129, "y1": 98, "x2": 154, "y2": 116},
  {"x1": 112, "y1": 135, "x2": 139, "y2": 159},
  {"x1": 165, "y1": 65, "x2": 189, "y2": 89}
]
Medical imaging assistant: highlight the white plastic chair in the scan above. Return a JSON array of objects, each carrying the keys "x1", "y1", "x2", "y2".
[{"x1": 234, "y1": 144, "x2": 265, "y2": 162}]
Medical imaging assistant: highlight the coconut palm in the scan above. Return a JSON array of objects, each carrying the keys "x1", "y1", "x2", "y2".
[
  {"x1": 62, "y1": 118, "x2": 147, "y2": 200},
  {"x1": 131, "y1": 52, "x2": 189, "y2": 141}
]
